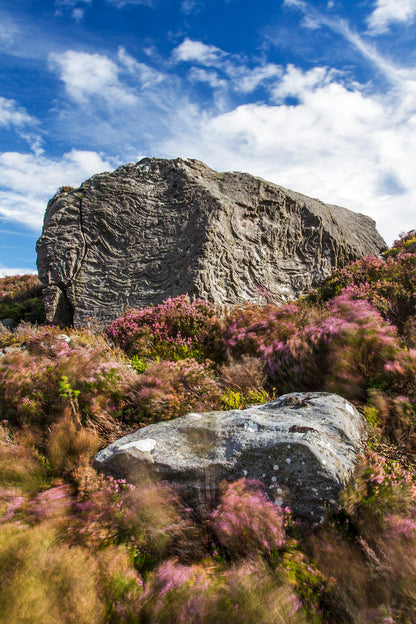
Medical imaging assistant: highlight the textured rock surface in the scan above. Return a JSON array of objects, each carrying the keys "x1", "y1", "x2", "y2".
[
  {"x1": 94, "y1": 392, "x2": 367, "y2": 523},
  {"x1": 37, "y1": 157, "x2": 386, "y2": 327}
]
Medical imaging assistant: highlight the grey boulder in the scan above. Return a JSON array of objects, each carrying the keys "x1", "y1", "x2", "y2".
[
  {"x1": 36, "y1": 157, "x2": 386, "y2": 327},
  {"x1": 94, "y1": 392, "x2": 367, "y2": 524}
]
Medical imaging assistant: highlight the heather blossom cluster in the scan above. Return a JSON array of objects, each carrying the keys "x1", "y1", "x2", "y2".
[
  {"x1": 105, "y1": 295, "x2": 218, "y2": 360},
  {"x1": 210, "y1": 479, "x2": 288, "y2": 557},
  {"x1": 123, "y1": 357, "x2": 223, "y2": 422},
  {"x1": 143, "y1": 556, "x2": 306, "y2": 624},
  {"x1": 0, "y1": 325, "x2": 130, "y2": 453},
  {"x1": 224, "y1": 293, "x2": 405, "y2": 401},
  {"x1": 312, "y1": 230, "x2": 416, "y2": 330}
]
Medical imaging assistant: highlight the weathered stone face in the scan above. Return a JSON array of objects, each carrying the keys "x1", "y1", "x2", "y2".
[
  {"x1": 36, "y1": 157, "x2": 386, "y2": 327},
  {"x1": 93, "y1": 392, "x2": 367, "y2": 524}
]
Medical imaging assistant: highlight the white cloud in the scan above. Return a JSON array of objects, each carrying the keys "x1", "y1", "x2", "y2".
[
  {"x1": 0, "y1": 265, "x2": 37, "y2": 277},
  {"x1": 367, "y1": 0, "x2": 416, "y2": 34},
  {"x1": 225, "y1": 63, "x2": 283, "y2": 94},
  {"x1": 0, "y1": 191, "x2": 46, "y2": 230},
  {"x1": 188, "y1": 67, "x2": 228, "y2": 89},
  {"x1": 49, "y1": 50, "x2": 137, "y2": 105},
  {"x1": 173, "y1": 38, "x2": 227, "y2": 66},
  {"x1": 159, "y1": 64, "x2": 416, "y2": 245},
  {"x1": 54, "y1": 0, "x2": 92, "y2": 20},
  {"x1": 72, "y1": 8, "x2": 86, "y2": 21},
  {"x1": 283, "y1": 0, "x2": 407, "y2": 82},
  {"x1": 54, "y1": 0, "x2": 92, "y2": 7},
  {"x1": 0, "y1": 98, "x2": 42, "y2": 153},
  {"x1": 0, "y1": 150, "x2": 113, "y2": 229},
  {"x1": 283, "y1": 0, "x2": 303, "y2": 7},
  {"x1": 174, "y1": 39, "x2": 282, "y2": 95},
  {"x1": 117, "y1": 47, "x2": 164, "y2": 86},
  {"x1": 0, "y1": 97, "x2": 34, "y2": 128},
  {"x1": 280, "y1": 2, "x2": 416, "y2": 121},
  {"x1": 272, "y1": 65, "x2": 337, "y2": 100},
  {"x1": 56, "y1": 0, "x2": 155, "y2": 9},
  {"x1": 105, "y1": 0, "x2": 154, "y2": 7},
  {"x1": 0, "y1": 16, "x2": 19, "y2": 49},
  {"x1": 181, "y1": 0, "x2": 203, "y2": 14}
]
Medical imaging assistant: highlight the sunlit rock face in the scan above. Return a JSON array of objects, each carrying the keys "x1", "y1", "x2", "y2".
[
  {"x1": 36, "y1": 157, "x2": 386, "y2": 327},
  {"x1": 94, "y1": 392, "x2": 367, "y2": 524}
]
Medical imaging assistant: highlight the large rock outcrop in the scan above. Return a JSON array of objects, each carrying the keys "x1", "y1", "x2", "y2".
[
  {"x1": 94, "y1": 392, "x2": 367, "y2": 524},
  {"x1": 36, "y1": 157, "x2": 386, "y2": 327}
]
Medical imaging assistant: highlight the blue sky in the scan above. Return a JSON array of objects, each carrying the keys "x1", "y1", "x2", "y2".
[{"x1": 1, "y1": 0, "x2": 415, "y2": 275}]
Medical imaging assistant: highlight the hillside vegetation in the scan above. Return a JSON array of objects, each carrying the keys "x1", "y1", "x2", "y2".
[
  {"x1": 0, "y1": 274, "x2": 45, "y2": 326},
  {"x1": 0, "y1": 230, "x2": 415, "y2": 624}
]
